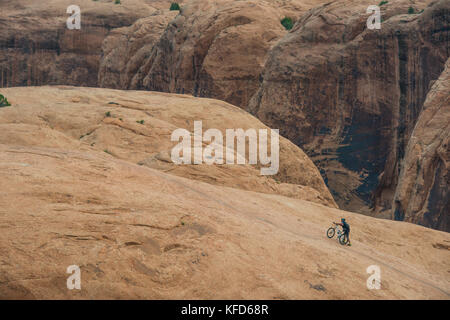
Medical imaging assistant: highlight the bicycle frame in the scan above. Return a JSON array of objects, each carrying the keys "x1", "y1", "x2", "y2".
[{"x1": 330, "y1": 224, "x2": 343, "y2": 237}]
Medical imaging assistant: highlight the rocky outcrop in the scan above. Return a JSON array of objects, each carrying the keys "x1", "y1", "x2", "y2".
[
  {"x1": 248, "y1": 0, "x2": 449, "y2": 216},
  {"x1": 0, "y1": 86, "x2": 336, "y2": 207},
  {"x1": 393, "y1": 59, "x2": 449, "y2": 231},
  {"x1": 0, "y1": 0, "x2": 171, "y2": 87},
  {"x1": 1, "y1": 86, "x2": 449, "y2": 299},
  {"x1": 98, "y1": 10, "x2": 178, "y2": 88}
]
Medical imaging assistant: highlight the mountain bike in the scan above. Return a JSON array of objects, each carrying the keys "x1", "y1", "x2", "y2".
[{"x1": 326, "y1": 222, "x2": 349, "y2": 245}]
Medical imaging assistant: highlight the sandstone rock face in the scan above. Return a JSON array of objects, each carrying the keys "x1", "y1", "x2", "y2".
[
  {"x1": 98, "y1": 10, "x2": 178, "y2": 89},
  {"x1": 248, "y1": 0, "x2": 449, "y2": 216},
  {"x1": 111, "y1": 0, "x2": 285, "y2": 107},
  {"x1": 393, "y1": 59, "x2": 449, "y2": 232},
  {"x1": 98, "y1": 0, "x2": 326, "y2": 107},
  {"x1": 0, "y1": 86, "x2": 336, "y2": 207},
  {"x1": 0, "y1": 87, "x2": 449, "y2": 299},
  {"x1": 0, "y1": 0, "x2": 172, "y2": 87}
]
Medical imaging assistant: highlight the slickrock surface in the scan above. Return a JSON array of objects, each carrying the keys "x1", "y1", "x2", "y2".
[
  {"x1": 0, "y1": 86, "x2": 449, "y2": 299},
  {"x1": 0, "y1": 86, "x2": 336, "y2": 207}
]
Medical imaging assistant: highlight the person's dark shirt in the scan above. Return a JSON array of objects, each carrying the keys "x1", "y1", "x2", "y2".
[{"x1": 342, "y1": 221, "x2": 350, "y2": 231}]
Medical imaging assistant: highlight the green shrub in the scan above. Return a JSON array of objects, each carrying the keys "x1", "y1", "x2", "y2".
[
  {"x1": 136, "y1": 120, "x2": 144, "y2": 124},
  {"x1": 408, "y1": 7, "x2": 415, "y2": 14},
  {"x1": 105, "y1": 111, "x2": 111, "y2": 117},
  {"x1": 170, "y1": 2, "x2": 180, "y2": 11},
  {"x1": 0, "y1": 94, "x2": 11, "y2": 107},
  {"x1": 280, "y1": 17, "x2": 294, "y2": 30},
  {"x1": 379, "y1": 1, "x2": 388, "y2": 6},
  {"x1": 114, "y1": 0, "x2": 121, "y2": 4}
]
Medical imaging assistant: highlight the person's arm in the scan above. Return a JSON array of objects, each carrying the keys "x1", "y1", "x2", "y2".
[{"x1": 334, "y1": 222, "x2": 343, "y2": 226}]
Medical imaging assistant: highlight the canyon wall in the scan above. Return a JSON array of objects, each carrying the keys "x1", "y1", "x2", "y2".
[
  {"x1": 393, "y1": 59, "x2": 449, "y2": 232},
  {"x1": 0, "y1": 0, "x2": 171, "y2": 87},
  {"x1": 248, "y1": 0, "x2": 449, "y2": 222},
  {"x1": 97, "y1": 0, "x2": 322, "y2": 107}
]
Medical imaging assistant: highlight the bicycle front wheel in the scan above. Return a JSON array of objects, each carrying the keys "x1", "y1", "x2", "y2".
[{"x1": 327, "y1": 227, "x2": 335, "y2": 238}]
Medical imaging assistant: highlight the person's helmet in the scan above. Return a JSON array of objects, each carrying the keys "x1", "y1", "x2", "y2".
[{"x1": 341, "y1": 218, "x2": 346, "y2": 222}]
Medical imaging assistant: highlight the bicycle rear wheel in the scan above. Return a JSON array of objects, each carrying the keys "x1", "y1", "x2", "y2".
[{"x1": 339, "y1": 234, "x2": 348, "y2": 245}]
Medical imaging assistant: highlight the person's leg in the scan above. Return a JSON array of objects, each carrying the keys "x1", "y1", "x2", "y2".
[{"x1": 347, "y1": 230, "x2": 351, "y2": 245}]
